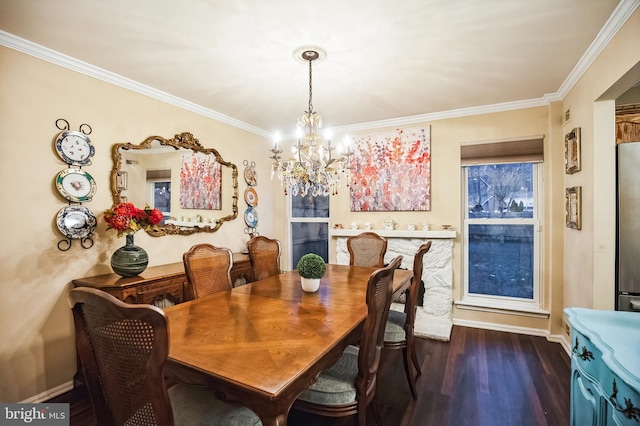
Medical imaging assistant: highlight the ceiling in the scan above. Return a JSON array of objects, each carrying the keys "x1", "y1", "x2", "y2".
[{"x1": 0, "y1": 0, "x2": 631, "y2": 138}]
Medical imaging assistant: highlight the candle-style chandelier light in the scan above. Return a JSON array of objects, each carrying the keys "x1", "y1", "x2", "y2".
[{"x1": 270, "y1": 49, "x2": 352, "y2": 197}]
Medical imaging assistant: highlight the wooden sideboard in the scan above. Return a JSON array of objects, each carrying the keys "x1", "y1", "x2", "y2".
[{"x1": 72, "y1": 252, "x2": 253, "y2": 306}]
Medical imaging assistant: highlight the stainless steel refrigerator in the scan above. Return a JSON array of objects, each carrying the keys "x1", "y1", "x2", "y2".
[{"x1": 617, "y1": 141, "x2": 640, "y2": 312}]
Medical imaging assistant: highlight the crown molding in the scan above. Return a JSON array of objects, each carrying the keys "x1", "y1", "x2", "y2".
[
  {"x1": 556, "y1": 0, "x2": 640, "y2": 99},
  {"x1": 1, "y1": 0, "x2": 637, "y2": 138},
  {"x1": 0, "y1": 30, "x2": 271, "y2": 138},
  {"x1": 333, "y1": 97, "x2": 551, "y2": 135}
]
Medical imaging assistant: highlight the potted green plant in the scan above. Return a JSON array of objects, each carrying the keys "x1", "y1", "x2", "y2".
[{"x1": 296, "y1": 253, "x2": 326, "y2": 292}]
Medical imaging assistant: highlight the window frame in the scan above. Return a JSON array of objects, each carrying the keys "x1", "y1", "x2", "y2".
[
  {"x1": 147, "y1": 179, "x2": 172, "y2": 223},
  {"x1": 459, "y1": 163, "x2": 546, "y2": 317},
  {"x1": 287, "y1": 193, "x2": 330, "y2": 271}
]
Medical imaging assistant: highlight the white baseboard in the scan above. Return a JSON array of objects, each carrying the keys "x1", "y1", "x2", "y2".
[
  {"x1": 452, "y1": 317, "x2": 570, "y2": 352},
  {"x1": 558, "y1": 333, "x2": 572, "y2": 356},
  {"x1": 21, "y1": 381, "x2": 74, "y2": 403},
  {"x1": 453, "y1": 317, "x2": 549, "y2": 337}
]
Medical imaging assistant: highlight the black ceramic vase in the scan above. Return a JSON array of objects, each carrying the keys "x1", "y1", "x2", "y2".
[{"x1": 110, "y1": 234, "x2": 149, "y2": 277}]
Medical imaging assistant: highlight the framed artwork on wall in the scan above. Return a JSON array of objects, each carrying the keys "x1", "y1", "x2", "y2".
[
  {"x1": 566, "y1": 186, "x2": 582, "y2": 230},
  {"x1": 349, "y1": 126, "x2": 431, "y2": 211},
  {"x1": 564, "y1": 127, "x2": 581, "y2": 174},
  {"x1": 180, "y1": 152, "x2": 222, "y2": 210}
]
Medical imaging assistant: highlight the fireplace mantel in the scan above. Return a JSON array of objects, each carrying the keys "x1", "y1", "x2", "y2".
[
  {"x1": 329, "y1": 229, "x2": 456, "y2": 239},
  {"x1": 330, "y1": 229, "x2": 455, "y2": 341}
]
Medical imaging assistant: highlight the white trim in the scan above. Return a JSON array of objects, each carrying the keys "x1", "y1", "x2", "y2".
[
  {"x1": 461, "y1": 163, "x2": 542, "y2": 311},
  {"x1": 20, "y1": 381, "x2": 74, "y2": 403},
  {"x1": 450, "y1": 318, "x2": 570, "y2": 353},
  {"x1": 333, "y1": 98, "x2": 550, "y2": 135},
  {"x1": 1, "y1": 1, "x2": 636, "y2": 135},
  {"x1": 558, "y1": 334, "x2": 572, "y2": 357},
  {"x1": 455, "y1": 299, "x2": 550, "y2": 318},
  {"x1": 0, "y1": 30, "x2": 270, "y2": 138},
  {"x1": 547, "y1": 333, "x2": 566, "y2": 344},
  {"x1": 288, "y1": 194, "x2": 330, "y2": 271},
  {"x1": 556, "y1": 0, "x2": 640, "y2": 100},
  {"x1": 452, "y1": 318, "x2": 549, "y2": 337},
  {"x1": 329, "y1": 229, "x2": 456, "y2": 239}
]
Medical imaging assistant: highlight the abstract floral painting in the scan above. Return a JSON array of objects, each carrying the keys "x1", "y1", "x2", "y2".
[
  {"x1": 180, "y1": 152, "x2": 222, "y2": 210},
  {"x1": 350, "y1": 126, "x2": 430, "y2": 211}
]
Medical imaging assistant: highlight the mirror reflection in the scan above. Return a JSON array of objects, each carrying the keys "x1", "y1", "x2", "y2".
[{"x1": 111, "y1": 132, "x2": 238, "y2": 236}]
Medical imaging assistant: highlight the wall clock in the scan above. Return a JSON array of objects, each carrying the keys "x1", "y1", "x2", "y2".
[{"x1": 55, "y1": 130, "x2": 95, "y2": 166}]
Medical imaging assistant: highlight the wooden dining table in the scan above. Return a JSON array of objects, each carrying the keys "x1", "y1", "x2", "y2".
[{"x1": 163, "y1": 264, "x2": 413, "y2": 426}]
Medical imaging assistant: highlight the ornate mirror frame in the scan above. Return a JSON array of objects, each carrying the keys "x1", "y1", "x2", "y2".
[{"x1": 111, "y1": 132, "x2": 238, "y2": 236}]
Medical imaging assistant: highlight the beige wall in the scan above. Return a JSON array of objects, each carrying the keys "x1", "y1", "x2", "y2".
[
  {"x1": 0, "y1": 46, "x2": 278, "y2": 401},
  {"x1": 561, "y1": 8, "x2": 640, "y2": 311}
]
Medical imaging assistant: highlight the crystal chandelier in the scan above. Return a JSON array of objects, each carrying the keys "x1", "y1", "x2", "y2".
[{"x1": 270, "y1": 49, "x2": 352, "y2": 197}]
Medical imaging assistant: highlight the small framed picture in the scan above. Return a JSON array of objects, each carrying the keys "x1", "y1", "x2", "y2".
[
  {"x1": 566, "y1": 186, "x2": 582, "y2": 230},
  {"x1": 565, "y1": 128, "x2": 581, "y2": 174},
  {"x1": 117, "y1": 171, "x2": 128, "y2": 190}
]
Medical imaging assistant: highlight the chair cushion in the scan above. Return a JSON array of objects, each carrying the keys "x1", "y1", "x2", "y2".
[
  {"x1": 168, "y1": 383, "x2": 261, "y2": 425},
  {"x1": 384, "y1": 310, "x2": 407, "y2": 342},
  {"x1": 296, "y1": 345, "x2": 359, "y2": 406}
]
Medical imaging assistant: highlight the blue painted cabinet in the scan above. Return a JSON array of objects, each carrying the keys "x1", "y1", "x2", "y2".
[
  {"x1": 571, "y1": 368, "x2": 598, "y2": 425},
  {"x1": 565, "y1": 308, "x2": 640, "y2": 426}
]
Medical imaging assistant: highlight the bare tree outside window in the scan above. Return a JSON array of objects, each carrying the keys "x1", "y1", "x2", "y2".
[
  {"x1": 468, "y1": 164, "x2": 533, "y2": 219},
  {"x1": 465, "y1": 163, "x2": 537, "y2": 300}
]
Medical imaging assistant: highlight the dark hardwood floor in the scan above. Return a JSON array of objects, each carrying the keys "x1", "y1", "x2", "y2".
[{"x1": 49, "y1": 326, "x2": 571, "y2": 426}]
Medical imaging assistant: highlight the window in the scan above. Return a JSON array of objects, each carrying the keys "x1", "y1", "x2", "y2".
[
  {"x1": 147, "y1": 170, "x2": 171, "y2": 225},
  {"x1": 460, "y1": 137, "x2": 544, "y2": 315},
  {"x1": 289, "y1": 193, "x2": 329, "y2": 269}
]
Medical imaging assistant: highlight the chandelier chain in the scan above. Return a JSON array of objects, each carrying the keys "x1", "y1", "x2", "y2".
[{"x1": 307, "y1": 57, "x2": 313, "y2": 113}]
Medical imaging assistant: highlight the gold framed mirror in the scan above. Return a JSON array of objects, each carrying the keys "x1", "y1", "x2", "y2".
[{"x1": 111, "y1": 132, "x2": 238, "y2": 236}]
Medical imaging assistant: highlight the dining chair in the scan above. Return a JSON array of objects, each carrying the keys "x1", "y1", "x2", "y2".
[
  {"x1": 347, "y1": 232, "x2": 388, "y2": 267},
  {"x1": 246, "y1": 236, "x2": 281, "y2": 281},
  {"x1": 182, "y1": 243, "x2": 233, "y2": 300},
  {"x1": 293, "y1": 255, "x2": 403, "y2": 426},
  {"x1": 67, "y1": 287, "x2": 261, "y2": 426},
  {"x1": 384, "y1": 241, "x2": 432, "y2": 399}
]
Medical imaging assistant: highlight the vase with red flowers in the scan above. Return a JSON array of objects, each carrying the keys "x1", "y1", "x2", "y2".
[{"x1": 104, "y1": 202, "x2": 163, "y2": 277}]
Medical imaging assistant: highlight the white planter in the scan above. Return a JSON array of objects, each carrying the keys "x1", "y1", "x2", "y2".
[{"x1": 300, "y1": 277, "x2": 320, "y2": 292}]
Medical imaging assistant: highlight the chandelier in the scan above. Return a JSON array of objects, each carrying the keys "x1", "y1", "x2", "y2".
[{"x1": 270, "y1": 49, "x2": 352, "y2": 197}]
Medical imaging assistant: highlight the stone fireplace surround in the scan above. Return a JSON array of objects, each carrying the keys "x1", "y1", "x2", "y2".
[{"x1": 330, "y1": 229, "x2": 455, "y2": 341}]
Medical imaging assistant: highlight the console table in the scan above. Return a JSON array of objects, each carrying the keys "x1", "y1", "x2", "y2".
[
  {"x1": 72, "y1": 252, "x2": 253, "y2": 307},
  {"x1": 565, "y1": 308, "x2": 640, "y2": 426}
]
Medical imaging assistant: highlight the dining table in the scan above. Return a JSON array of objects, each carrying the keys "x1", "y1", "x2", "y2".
[{"x1": 162, "y1": 263, "x2": 413, "y2": 426}]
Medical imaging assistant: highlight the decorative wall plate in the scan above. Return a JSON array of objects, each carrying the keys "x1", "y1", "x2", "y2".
[
  {"x1": 55, "y1": 130, "x2": 95, "y2": 166},
  {"x1": 56, "y1": 205, "x2": 97, "y2": 239},
  {"x1": 243, "y1": 160, "x2": 257, "y2": 186},
  {"x1": 55, "y1": 168, "x2": 97, "y2": 202},
  {"x1": 244, "y1": 206, "x2": 258, "y2": 228},
  {"x1": 244, "y1": 187, "x2": 258, "y2": 206}
]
